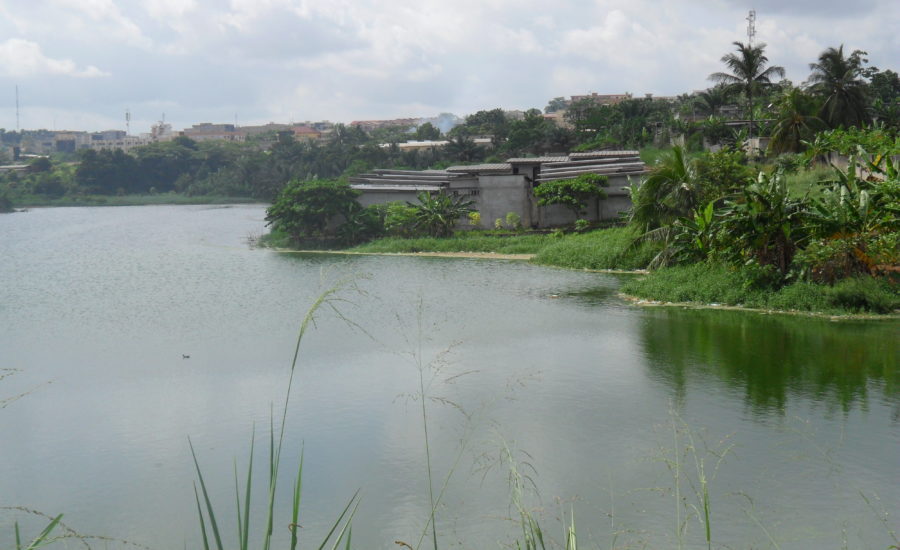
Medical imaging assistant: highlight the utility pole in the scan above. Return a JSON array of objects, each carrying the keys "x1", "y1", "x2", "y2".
[{"x1": 746, "y1": 10, "x2": 757, "y2": 144}]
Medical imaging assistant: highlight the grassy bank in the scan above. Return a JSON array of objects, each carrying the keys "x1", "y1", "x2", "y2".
[
  {"x1": 9, "y1": 193, "x2": 265, "y2": 208},
  {"x1": 270, "y1": 226, "x2": 898, "y2": 316},
  {"x1": 347, "y1": 226, "x2": 660, "y2": 270},
  {"x1": 532, "y1": 226, "x2": 659, "y2": 270},
  {"x1": 622, "y1": 262, "x2": 900, "y2": 315},
  {"x1": 349, "y1": 232, "x2": 553, "y2": 255}
]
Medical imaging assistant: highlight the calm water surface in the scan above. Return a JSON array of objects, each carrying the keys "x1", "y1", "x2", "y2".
[{"x1": 1, "y1": 205, "x2": 898, "y2": 549}]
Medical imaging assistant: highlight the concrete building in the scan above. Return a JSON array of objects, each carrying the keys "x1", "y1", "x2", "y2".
[
  {"x1": 183, "y1": 123, "x2": 245, "y2": 142},
  {"x1": 350, "y1": 151, "x2": 646, "y2": 228},
  {"x1": 350, "y1": 118, "x2": 418, "y2": 131},
  {"x1": 291, "y1": 125, "x2": 322, "y2": 141},
  {"x1": 569, "y1": 93, "x2": 633, "y2": 106}
]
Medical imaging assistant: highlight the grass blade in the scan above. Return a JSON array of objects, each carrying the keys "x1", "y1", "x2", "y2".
[
  {"x1": 234, "y1": 461, "x2": 243, "y2": 550},
  {"x1": 189, "y1": 439, "x2": 225, "y2": 550},
  {"x1": 242, "y1": 427, "x2": 255, "y2": 550},
  {"x1": 316, "y1": 490, "x2": 361, "y2": 550},
  {"x1": 24, "y1": 513, "x2": 63, "y2": 550},
  {"x1": 194, "y1": 484, "x2": 211, "y2": 550},
  {"x1": 263, "y1": 411, "x2": 276, "y2": 550},
  {"x1": 290, "y1": 448, "x2": 305, "y2": 550},
  {"x1": 328, "y1": 496, "x2": 361, "y2": 550}
]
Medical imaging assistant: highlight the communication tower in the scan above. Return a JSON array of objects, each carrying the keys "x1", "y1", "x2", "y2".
[
  {"x1": 15, "y1": 85, "x2": 20, "y2": 131},
  {"x1": 746, "y1": 9, "x2": 756, "y2": 45},
  {"x1": 126, "y1": 108, "x2": 131, "y2": 135}
]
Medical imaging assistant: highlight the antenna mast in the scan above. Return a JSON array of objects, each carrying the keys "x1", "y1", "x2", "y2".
[
  {"x1": 746, "y1": 9, "x2": 756, "y2": 45},
  {"x1": 15, "y1": 85, "x2": 20, "y2": 131}
]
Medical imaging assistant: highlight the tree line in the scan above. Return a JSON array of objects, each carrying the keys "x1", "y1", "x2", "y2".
[{"x1": 1, "y1": 41, "x2": 896, "y2": 206}]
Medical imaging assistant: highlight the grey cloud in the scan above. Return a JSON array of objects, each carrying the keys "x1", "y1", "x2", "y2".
[{"x1": 718, "y1": 0, "x2": 879, "y2": 17}]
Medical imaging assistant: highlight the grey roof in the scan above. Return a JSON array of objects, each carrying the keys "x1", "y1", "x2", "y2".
[
  {"x1": 350, "y1": 184, "x2": 444, "y2": 192},
  {"x1": 506, "y1": 156, "x2": 569, "y2": 164},
  {"x1": 371, "y1": 168, "x2": 450, "y2": 175},
  {"x1": 568, "y1": 150, "x2": 640, "y2": 159},
  {"x1": 446, "y1": 163, "x2": 512, "y2": 173}
]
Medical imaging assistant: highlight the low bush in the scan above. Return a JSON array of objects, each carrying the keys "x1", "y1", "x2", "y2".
[{"x1": 826, "y1": 277, "x2": 900, "y2": 313}]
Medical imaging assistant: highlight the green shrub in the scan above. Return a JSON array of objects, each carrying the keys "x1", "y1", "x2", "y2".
[
  {"x1": 826, "y1": 277, "x2": 900, "y2": 313},
  {"x1": 505, "y1": 211, "x2": 522, "y2": 230},
  {"x1": 384, "y1": 201, "x2": 420, "y2": 238},
  {"x1": 468, "y1": 211, "x2": 481, "y2": 228}
]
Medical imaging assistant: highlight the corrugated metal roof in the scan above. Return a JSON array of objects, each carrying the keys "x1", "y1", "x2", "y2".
[
  {"x1": 446, "y1": 163, "x2": 512, "y2": 172},
  {"x1": 506, "y1": 156, "x2": 569, "y2": 163},
  {"x1": 568, "y1": 150, "x2": 640, "y2": 159},
  {"x1": 350, "y1": 184, "x2": 444, "y2": 192}
]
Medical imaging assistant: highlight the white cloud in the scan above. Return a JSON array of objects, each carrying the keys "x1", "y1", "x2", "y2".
[
  {"x1": 143, "y1": 0, "x2": 197, "y2": 20},
  {"x1": 0, "y1": 39, "x2": 109, "y2": 78},
  {"x1": 0, "y1": 0, "x2": 897, "y2": 131}
]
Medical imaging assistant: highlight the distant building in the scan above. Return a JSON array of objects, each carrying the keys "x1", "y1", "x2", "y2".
[
  {"x1": 569, "y1": 93, "x2": 632, "y2": 106},
  {"x1": 237, "y1": 122, "x2": 292, "y2": 139},
  {"x1": 350, "y1": 118, "x2": 418, "y2": 131},
  {"x1": 182, "y1": 123, "x2": 244, "y2": 142},
  {"x1": 291, "y1": 125, "x2": 322, "y2": 141}
]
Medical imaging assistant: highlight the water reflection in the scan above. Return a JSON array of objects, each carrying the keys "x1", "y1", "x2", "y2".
[{"x1": 638, "y1": 307, "x2": 900, "y2": 416}]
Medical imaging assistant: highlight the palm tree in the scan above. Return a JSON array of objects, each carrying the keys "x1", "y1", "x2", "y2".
[
  {"x1": 694, "y1": 84, "x2": 732, "y2": 117},
  {"x1": 629, "y1": 145, "x2": 700, "y2": 231},
  {"x1": 709, "y1": 41, "x2": 785, "y2": 140},
  {"x1": 806, "y1": 45, "x2": 871, "y2": 129},
  {"x1": 768, "y1": 87, "x2": 825, "y2": 154}
]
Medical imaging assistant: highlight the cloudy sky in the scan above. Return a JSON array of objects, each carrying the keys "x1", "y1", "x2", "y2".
[{"x1": 0, "y1": 0, "x2": 897, "y2": 133}]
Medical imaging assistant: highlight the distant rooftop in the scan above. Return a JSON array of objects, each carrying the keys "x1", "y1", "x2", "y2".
[
  {"x1": 446, "y1": 163, "x2": 512, "y2": 173},
  {"x1": 506, "y1": 156, "x2": 569, "y2": 164}
]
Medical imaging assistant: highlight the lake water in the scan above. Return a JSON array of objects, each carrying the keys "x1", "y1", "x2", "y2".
[{"x1": 1, "y1": 205, "x2": 898, "y2": 550}]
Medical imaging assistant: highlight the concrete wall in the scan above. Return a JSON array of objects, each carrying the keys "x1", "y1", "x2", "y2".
[
  {"x1": 536, "y1": 173, "x2": 635, "y2": 227},
  {"x1": 473, "y1": 174, "x2": 533, "y2": 228},
  {"x1": 356, "y1": 190, "x2": 421, "y2": 208}
]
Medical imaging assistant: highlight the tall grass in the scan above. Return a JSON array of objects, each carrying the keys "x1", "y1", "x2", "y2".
[
  {"x1": 782, "y1": 165, "x2": 833, "y2": 198},
  {"x1": 190, "y1": 275, "x2": 365, "y2": 550},
  {"x1": 657, "y1": 409, "x2": 734, "y2": 550},
  {"x1": 532, "y1": 226, "x2": 659, "y2": 271}
]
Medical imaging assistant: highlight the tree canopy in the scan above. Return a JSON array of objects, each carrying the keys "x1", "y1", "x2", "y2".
[
  {"x1": 265, "y1": 179, "x2": 361, "y2": 239},
  {"x1": 534, "y1": 173, "x2": 608, "y2": 219},
  {"x1": 806, "y1": 45, "x2": 871, "y2": 129},
  {"x1": 709, "y1": 41, "x2": 785, "y2": 137}
]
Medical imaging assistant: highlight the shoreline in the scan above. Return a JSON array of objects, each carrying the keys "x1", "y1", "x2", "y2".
[
  {"x1": 275, "y1": 249, "x2": 536, "y2": 261},
  {"x1": 619, "y1": 293, "x2": 900, "y2": 321},
  {"x1": 271, "y1": 248, "x2": 897, "y2": 320}
]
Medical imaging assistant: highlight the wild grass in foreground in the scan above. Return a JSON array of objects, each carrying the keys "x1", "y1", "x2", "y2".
[
  {"x1": 190, "y1": 275, "x2": 365, "y2": 550},
  {"x1": 622, "y1": 262, "x2": 900, "y2": 314}
]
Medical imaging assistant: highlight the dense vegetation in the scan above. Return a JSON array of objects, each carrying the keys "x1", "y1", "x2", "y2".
[{"x1": 260, "y1": 41, "x2": 899, "y2": 315}]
